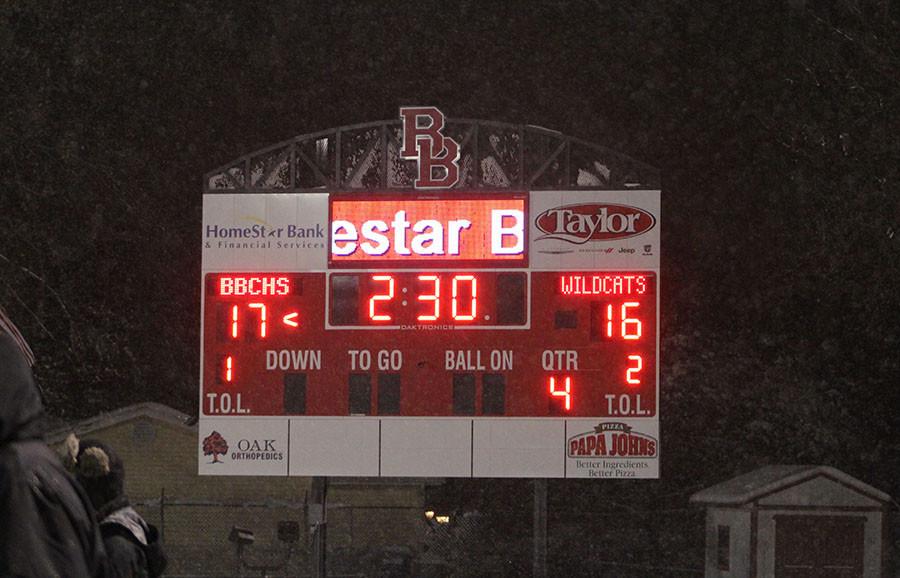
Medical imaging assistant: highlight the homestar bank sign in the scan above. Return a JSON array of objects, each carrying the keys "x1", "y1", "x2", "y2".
[{"x1": 199, "y1": 106, "x2": 661, "y2": 479}]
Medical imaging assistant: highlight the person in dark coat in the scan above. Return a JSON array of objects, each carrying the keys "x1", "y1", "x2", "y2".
[
  {"x1": 0, "y1": 307, "x2": 107, "y2": 578},
  {"x1": 74, "y1": 440, "x2": 167, "y2": 578}
]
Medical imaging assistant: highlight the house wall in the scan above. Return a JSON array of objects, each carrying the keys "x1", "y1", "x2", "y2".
[
  {"x1": 75, "y1": 417, "x2": 311, "y2": 501},
  {"x1": 54, "y1": 415, "x2": 427, "y2": 576},
  {"x1": 705, "y1": 507, "x2": 752, "y2": 578}
]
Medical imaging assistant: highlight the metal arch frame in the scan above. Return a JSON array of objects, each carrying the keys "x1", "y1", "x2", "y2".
[{"x1": 203, "y1": 118, "x2": 660, "y2": 193}]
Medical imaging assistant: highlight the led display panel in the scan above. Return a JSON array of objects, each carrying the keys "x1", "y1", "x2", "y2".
[{"x1": 200, "y1": 190, "x2": 660, "y2": 478}]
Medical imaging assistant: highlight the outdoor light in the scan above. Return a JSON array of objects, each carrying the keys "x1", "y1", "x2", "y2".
[
  {"x1": 424, "y1": 510, "x2": 435, "y2": 520},
  {"x1": 228, "y1": 526, "x2": 255, "y2": 546},
  {"x1": 227, "y1": 523, "x2": 296, "y2": 576}
]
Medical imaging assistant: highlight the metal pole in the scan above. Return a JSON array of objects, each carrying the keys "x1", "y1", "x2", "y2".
[
  {"x1": 533, "y1": 479, "x2": 548, "y2": 578},
  {"x1": 160, "y1": 487, "x2": 165, "y2": 543},
  {"x1": 310, "y1": 476, "x2": 328, "y2": 578}
]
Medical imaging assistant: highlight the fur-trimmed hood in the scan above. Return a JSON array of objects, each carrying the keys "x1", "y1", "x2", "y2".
[{"x1": 101, "y1": 504, "x2": 150, "y2": 545}]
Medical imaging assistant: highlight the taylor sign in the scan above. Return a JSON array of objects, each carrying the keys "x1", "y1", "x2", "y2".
[{"x1": 535, "y1": 204, "x2": 656, "y2": 243}]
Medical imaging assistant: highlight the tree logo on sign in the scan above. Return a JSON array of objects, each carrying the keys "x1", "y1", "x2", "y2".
[{"x1": 202, "y1": 431, "x2": 229, "y2": 463}]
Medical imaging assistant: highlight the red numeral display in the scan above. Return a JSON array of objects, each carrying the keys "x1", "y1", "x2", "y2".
[
  {"x1": 605, "y1": 302, "x2": 642, "y2": 339},
  {"x1": 224, "y1": 355, "x2": 234, "y2": 382},
  {"x1": 600, "y1": 301, "x2": 645, "y2": 388},
  {"x1": 205, "y1": 271, "x2": 655, "y2": 418},
  {"x1": 549, "y1": 376, "x2": 572, "y2": 411},
  {"x1": 369, "y1": 275, "x2": 395, "y2": 321},
  {"x1": 366, "y1": 274, "x2": 479, "y2": 323},
  {"x1": 249, "y1": 303, "x2": 267, "y2": 338},
  {"x1": 229, "y1": 304, "x2": 270, "y2": 338},
  {"x1": 451, "y1": 275, "x2": 477, "y2": 321},
  {"x1": 626, "y1": 355, "x2": 642, "y2": 385},
  {"x1": 417, "y1": 275, "x2": 439, "y2": 321}
]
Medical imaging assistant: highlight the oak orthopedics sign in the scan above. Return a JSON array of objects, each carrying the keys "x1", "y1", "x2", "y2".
[{"x1": 199, "y1": 108, "x2": 660, "y2": 478}]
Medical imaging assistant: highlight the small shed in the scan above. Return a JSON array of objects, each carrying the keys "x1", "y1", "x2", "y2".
[{"x1": 690, "y1": 465, "x2": 891, "y2": 578}]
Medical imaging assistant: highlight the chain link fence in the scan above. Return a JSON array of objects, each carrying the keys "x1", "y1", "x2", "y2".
[
  {"x1": 129, "y1": 492, "x2": 717, "y2": 577},
  {"x1": 125, "y1": 494, "x2": 900, "y2": 577}
]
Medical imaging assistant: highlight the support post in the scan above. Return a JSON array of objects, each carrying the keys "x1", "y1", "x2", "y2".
[
  {"x1": 533, "y1": 478, "x2": 548, "y2": 578},
  {"x1": 160, "y1": 487, "x2": 165, "y2": 542},
  {"x1": 310, "y1": 476, "x2": 328, "y2": 578}
]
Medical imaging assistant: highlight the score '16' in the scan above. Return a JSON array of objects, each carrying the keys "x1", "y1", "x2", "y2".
[{"x1": 606, "y1": 302, "x2": 641, "y2": 340}]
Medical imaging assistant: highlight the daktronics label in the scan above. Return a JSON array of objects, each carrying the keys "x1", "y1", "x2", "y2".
[
  {"x1": 330, "y1": 196, "x2": 527, "y2": 265},
  {"x1": 535, "y1": 203, "x2": 656, "y2": 244}
]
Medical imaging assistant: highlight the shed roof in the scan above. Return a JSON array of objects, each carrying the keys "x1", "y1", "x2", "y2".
[
  {"x1": 44, "y1": 401, "x2": 195, "y2": 444},
  {"x1": 690, "y1": 465, "x2": 891, "y2": 506}
]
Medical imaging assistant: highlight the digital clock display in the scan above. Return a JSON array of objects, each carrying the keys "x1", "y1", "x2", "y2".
[{"x1": 328, "y1": 271, "x2": 527, "y2": 327}]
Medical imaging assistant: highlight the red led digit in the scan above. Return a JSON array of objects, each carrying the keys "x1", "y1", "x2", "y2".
[
  {"x1": 249, "y1": 303, "x2": 267, "y2": 338},
  {"x1": 231, "y1": 305, "x2": 239, "y2": 339},
  {"x1": 626, "y1": 355, "x2": 642, "y2": 385},
  {"x1": 621, "y1": 302, "x2": 641, "y2": 340},
  {"x1": 225, "y1": 355, "x2": 234, "y2": 382},
  {"x1": 369, "y1": 275, "x2": 395, "y2": 321},
  {"x1": 606, "y1": 301, "x2": 643, "y2": 340},
  {"x1": 417, "y1": 275, "x2": 440, "y2": 321},
  {"x1": 549, "y1": 376, "x2": 572, "y2": 411},
  {"x1": 451, "y1": 275, "x2": 477, "y2": 321}
]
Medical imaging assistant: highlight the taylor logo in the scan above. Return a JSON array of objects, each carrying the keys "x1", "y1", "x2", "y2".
[
  {"x1": 202, "y1": 431, "x2": 229, "y2": 463},
  {"x1": 567, "y1": 422, "x2": 657, "y2": 458},
  {"x1": 535, "y1": 203, "x2": 656, "y2": 244},
  {"x1": 399, "y1": 106, "x2": 460, "y2": 189}
]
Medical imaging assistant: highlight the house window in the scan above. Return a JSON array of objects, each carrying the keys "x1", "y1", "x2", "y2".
[{"x1": 717, "y1": 525, "x2": 730, "y2": 571}]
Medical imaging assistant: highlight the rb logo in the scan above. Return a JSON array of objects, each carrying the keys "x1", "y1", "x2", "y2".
[{"x1": 399, "y1": 106, "x2": 460, "y2": 189}]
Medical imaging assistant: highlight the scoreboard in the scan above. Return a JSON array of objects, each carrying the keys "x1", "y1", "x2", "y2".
[{"x1": 199, "y1": 190, "x2": 660, "y2": 478}]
